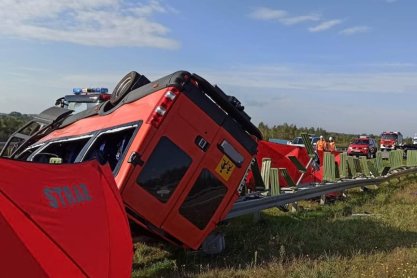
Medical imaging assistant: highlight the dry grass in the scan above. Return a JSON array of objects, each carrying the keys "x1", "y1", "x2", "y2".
[{"x1": 132, "y1": 175, "x2": 417, "y2": 277}]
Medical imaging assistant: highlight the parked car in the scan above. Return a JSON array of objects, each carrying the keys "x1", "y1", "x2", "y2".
[
  {"x1": 347, "y1": 136, "x2": 378, "y2": 158},
  {"x1": 288, "y1": 137, "x2": 304, "y2": 146},
  {"x1": 288, "y1": 135, "x2": 320, "y2": 148}
]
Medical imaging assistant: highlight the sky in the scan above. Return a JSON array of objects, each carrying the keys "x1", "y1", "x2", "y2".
[{"x1": 0, "y1": 0, "x2": 416, "y2": 137}]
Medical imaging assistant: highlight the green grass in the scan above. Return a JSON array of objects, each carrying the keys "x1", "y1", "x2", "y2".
[{"x1": 132, "y1": 175, "x2": 417, "y2": 277}]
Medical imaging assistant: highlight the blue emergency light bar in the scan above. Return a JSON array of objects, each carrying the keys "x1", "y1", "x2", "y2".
[{"x1": 73, "y1": 88, "x2": 109, "y2": 95}]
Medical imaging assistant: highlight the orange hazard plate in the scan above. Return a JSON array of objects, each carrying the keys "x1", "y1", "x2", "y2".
[{"x1": 215, "y1": 155, "x2": 236, "y2": 181}]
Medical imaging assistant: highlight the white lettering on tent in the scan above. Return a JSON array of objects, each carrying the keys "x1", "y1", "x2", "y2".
[{"x1": 43, "y1": 184, "x2": 92, "y2": 208}]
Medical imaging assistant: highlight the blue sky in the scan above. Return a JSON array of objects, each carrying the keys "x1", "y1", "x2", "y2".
[{"x1": 0, "y1": 0, "x2": 416, "y2": 137}]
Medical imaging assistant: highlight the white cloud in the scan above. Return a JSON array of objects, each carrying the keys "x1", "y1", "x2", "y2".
[
  {"x1": 282, "y1": 15, "x2": 321, "y2": 26},
  {"x1": 340, "y1": 26, "x2": 371, "y2": 35},
  {"x1": 0, "y1": 0, "x2": 180, "y2": 49},
  {"x1": 249, "y1": 7, "x2": 320, "y2": 26},
  {"x1": 308, "y1": 19, "x2": 343, "y2": 32},
  {"x1": 249, "y1": 7, "x2": 288, "y2": 21},
  {"x1": 250, "y1": 7, "x2": 373, "y2": 36}
]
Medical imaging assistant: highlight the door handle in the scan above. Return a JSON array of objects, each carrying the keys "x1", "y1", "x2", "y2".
[{"x1": 128, "y1": 152, "x2": 144, "y2": 166}]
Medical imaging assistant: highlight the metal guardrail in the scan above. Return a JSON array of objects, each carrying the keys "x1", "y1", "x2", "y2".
[{"x1": 226, "y1": 167, "x2": 417, "y2": 220}]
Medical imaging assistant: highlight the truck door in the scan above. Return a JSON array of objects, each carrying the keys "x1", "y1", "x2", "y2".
[
  {"x1": 122, "y1": 80, "x2": 257, "y2": 249},
  {"x1": 160, "y1": 115, "x2": 253, "y2": 249},
  {"x1": 121, "y1": 95, "x2": 218, "y2": 230}
]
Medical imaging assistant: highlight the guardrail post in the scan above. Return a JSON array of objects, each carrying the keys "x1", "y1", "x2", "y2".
[
  {"x1": 389, "y1": 150, "x2": 403, "y2": 169},
  {"x1": 270, "y1": 168, "x2": 280, "y2": 196},
  {"x1": 278, "y1": 167, "x2": 299, "y2": 212},
  {"x1": 320, "y1": 194, "x2": 326, "y2": 205},
  {"x1": 261, "y1": 158, "x2": 271, "y2": 191},
  {"x1": 360, "y1": 157, "x2": 371, "y2": 177},
  {"x1": 398, "y1": 150, "x2": 405, "y2": 167},
  {"x1": 289, "y1": 202, "x2": 299, "y2": 212},
  {"x1": 323, "y1": 152, "x2": 336, "y2": 182},
  {"x1": 353, "y1": 157, "x2": 362, "y2": 176},
  {"x1": 407, "y1": 150, "x2": 417, "y2": 167},
  {"x1": 376, "y1": 151, "x2": 384, "y2": 174},
  {"x1": 367, "y1": 159, "x2": 379, "y2": 177},
  {"x1": 347, "y1": 156, "x2": 356, "y2": 177}
]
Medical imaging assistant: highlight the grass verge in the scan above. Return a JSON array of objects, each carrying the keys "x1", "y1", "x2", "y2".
[{"x1": 132, "y1": 175, "x2": 417, "y2": 277}]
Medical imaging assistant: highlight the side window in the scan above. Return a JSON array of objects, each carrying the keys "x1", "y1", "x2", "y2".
[
  {"x1": 20, "y1": 122, "x2": 43, "y2": 136},
  {"x1": 83, "y1": 127, "x2": 136, "y2": 172},
  {"x1": 33, "y1": 137, "x2": 90, "y2": 163},
  {"x1": 136, "y1": 136, "x2": 192, "y2": 203},
  {"x1": 179, "y1": 169, "x2": 228, "y2": 230},
  {"x1": 17, "y1": 145, "x2": 43, "y2": 161}
]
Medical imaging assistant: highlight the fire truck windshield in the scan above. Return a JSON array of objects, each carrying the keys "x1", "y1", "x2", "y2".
[{"x1": 381, "y1": 134, "x2": 397, "y2": 140}]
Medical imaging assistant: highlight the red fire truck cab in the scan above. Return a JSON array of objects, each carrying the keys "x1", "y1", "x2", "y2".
[
  {"x1": 380, "y1": 131, "x2": 403, "y2": 151},
  {"x1": 2, "y1": 71, "x2": 262, "y2": 250}
]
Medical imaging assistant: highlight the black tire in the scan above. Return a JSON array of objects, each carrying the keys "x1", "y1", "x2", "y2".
[{"x1": 110, "y1": 71, "x2": 150, "y2": 105}]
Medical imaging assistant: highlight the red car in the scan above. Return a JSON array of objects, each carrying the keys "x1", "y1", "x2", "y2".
[{"x1": 347, "y1": 136, "x2": 378, "y2": 158}]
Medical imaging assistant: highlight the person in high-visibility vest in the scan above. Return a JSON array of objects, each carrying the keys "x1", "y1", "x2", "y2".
[
  {"x1": 316, "y1": 135, "x2": 327, "y2": 151},
  {"x1": 328, "y1": 136, "x2": 336, "y2": 152}
]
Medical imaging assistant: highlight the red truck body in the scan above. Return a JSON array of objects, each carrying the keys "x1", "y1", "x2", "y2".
[{"x1": 3, "y1": 71, "x2": 261, "y2": 250}]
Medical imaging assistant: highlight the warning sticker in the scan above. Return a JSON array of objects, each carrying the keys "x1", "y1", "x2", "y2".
[{"x1": 215, "y1": 155, "x2": 236, "y2": 181}]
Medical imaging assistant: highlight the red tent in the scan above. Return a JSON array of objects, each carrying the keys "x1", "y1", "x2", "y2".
[
  {"x1": 253, "y1": 141, "x2": 344, "y2": 199},
  {"x1": 0, "y1": 159, "x2": 132, "y2": 277},
  {"x1": 256, "y1": 141, "x2": 320, "y2": 185}
]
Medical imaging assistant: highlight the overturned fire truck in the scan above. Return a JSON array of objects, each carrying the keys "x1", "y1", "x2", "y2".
[{"x1": 1, "y1": 71, "x2": 262, "y2": 250}]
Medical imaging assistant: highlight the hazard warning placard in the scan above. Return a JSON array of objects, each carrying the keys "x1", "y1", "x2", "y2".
[{"x1": 215, "y1": 155, "x2": 235, "y2": 181}]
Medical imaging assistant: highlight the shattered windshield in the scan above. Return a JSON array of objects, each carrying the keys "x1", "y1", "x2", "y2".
[{"x1": 352, "y1": 139, "x2": 369, "y2": 145}]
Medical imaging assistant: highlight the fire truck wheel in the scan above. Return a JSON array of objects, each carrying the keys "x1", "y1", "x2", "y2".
[{"x1": 110, "y1": 71, "x2": 140, "y2": 105}]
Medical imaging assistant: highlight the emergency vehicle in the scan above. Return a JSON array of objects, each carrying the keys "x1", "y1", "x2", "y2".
[
  {"x1": 55, "y1": 87, "x2": 111, "y2": 114},
  {"x1": 380, "y1": 131, "x2": 403, "y2": 151},
  {"x1": 347, "y1": 136, "x2": 378, "y2": 158},
  {"x1": 0, "y1": 70, "x2": 262, "y2": 250}
]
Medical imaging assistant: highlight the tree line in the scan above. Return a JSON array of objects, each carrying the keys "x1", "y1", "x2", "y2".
[
  {"x1": 0, "y1": 113, "x2": 413, "y2": 147},
  {"x1": 257, "y1": 122, "x2": 385, "y2": 147}
]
